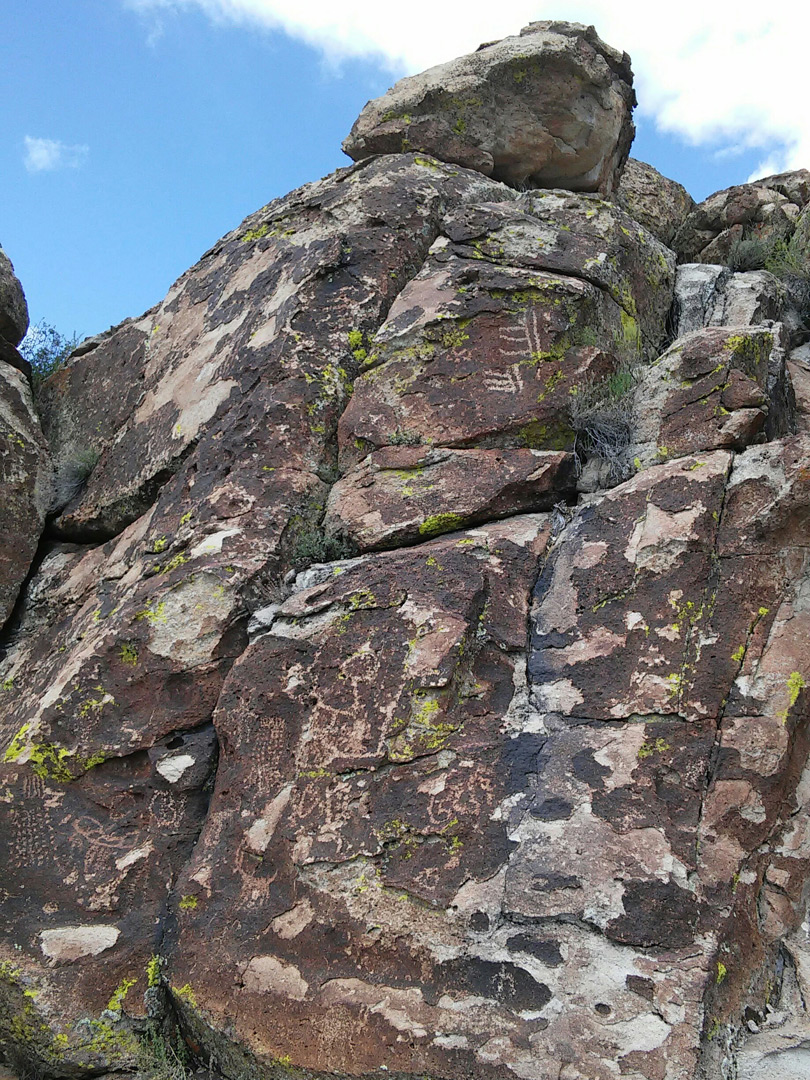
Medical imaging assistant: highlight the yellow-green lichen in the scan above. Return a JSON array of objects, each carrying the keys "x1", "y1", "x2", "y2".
[
  {"x1": 134, "y1": 601, "x2": 167, "y2": 625},
  {"x1": 172, "y1": 983, "x2": 198, "y2": 1009},
  {"x1": 419, "y1": 513, "x2": 465, "y2": 538},
  {"x1": 242, "y1": 223, "x2": 270, "y2": 242},
  {"x1": 119, "y1": 642, "x2": 138, "y2": 666},
  {"x1": 637, "y1": 737, "x2": 671, "y2": 760},
  {"x1": 107, "y1": 978, "x2": 137, "y2": 1013},
  {"x1": 146, "y1": 955, "x2": 163, "y2": 988}
]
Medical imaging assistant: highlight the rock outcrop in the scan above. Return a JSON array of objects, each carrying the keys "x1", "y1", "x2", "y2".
[
  {"x1": 617, "y1": 156, "x2": 695, "y2": 247},
  {"x1": 4, "y1": 24, "x2": 810, "y2": 1080},
  {"x1": 344, "y1": 22, "x2": 635, "y2": 195},
  {"x1": 0, "y1": 250, "x2": 28, "y2": 348},
  {"x1": 673, "y1": 170, "x2": 810, "y2": 265},
  {"x1": 0, "y1": 253, "x2": 49, "y2": 631}
]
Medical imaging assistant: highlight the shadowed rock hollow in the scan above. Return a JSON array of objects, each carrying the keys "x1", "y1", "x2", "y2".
[{"x1": 2, "y1": 22, "x2": 810, "y2": 1080}]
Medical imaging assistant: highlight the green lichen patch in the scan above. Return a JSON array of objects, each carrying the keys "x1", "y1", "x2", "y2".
[{"x1": 418, "y1": 512, "x2": 466, "y2": 539}]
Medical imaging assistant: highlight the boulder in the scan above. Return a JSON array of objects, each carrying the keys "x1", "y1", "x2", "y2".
[
  {"x1": 0, "y1": 363, "x2": 50, "y2": 629},
  {"x1": 6, "y1": 44, "x2": 810, "y2": 1080},
  {"x1": 343, "y1": 21, "x2": 635, "y2": 195},
  {"x1": 443, "y1": 188, "x2": 675, "y2": 351},
  {"x1": 617, "y1": 157, "x2": 695, "y2": 246},
  {"x1": 757, "y1": 168, "x2": 810, "y2": 209},
  {"x1": 0, "y1": 249, "x2": 29, "y2": 348}
]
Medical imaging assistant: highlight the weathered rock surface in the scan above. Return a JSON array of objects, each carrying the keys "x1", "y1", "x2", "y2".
[
  {"x1": 617, "y1": 156, "x2": 695, "y2": 246},
  {"x1": 325, "y1": 445, "x2": 574, "y2": 551},
  {"x1": 673, "y1": 173, "x2": 810, "y2": 265},
  {"x1": 343, "y1": 22, "x2": 635, "y2": 195},
  {"x1": 0, "y1": 250, "x2": 28, "y2": 348},
  {"x1": 0, "y1": 355, "x2": 50, "y2": 630},
  {"x1": 672, "y1": 264, "x2": 785, "y2": 339},
  {"x1": 4, "y1": 27, "x2": 810, "y2": 1080},
  {"x1": 632, "y1": 324, "x2": 793, "y2": 467},
  {"x1": 338, "y1": 245, "x2": 642, "y2": 476},
  {"x1": 442, "y1": 188, "x2": 676, "y2": 350}
]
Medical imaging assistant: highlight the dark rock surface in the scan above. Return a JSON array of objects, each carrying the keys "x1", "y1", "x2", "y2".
[{"x1": 0, "y1": 250, "x2": 29, "y2": 348}]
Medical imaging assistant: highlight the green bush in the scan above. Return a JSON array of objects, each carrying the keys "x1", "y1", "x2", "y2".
[{"x1": 18, "y1": 320, "x2": 80, "y2": 387}]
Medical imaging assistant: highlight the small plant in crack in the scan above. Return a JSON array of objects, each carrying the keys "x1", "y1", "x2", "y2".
[
  {"x1": 290, "y1": 526, "x2": 357, "y2": 568},
  {"x1": 567, "y1": 360, "x2": 639, "y2": 484},
  {"x1": 50, "y1": 448, "x2": 101, "y2": 513},
  {"x1": 137, "y1": 1022, "x2": 192, "y2": 1080}
]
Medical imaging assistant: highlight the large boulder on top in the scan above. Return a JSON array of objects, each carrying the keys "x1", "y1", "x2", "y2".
[
  {"x1": 343, "y1": 21, "x2": 635, "y2": 196},
  {"x1": 0, "y1": 249, "x2": 29, "y2": 347}
]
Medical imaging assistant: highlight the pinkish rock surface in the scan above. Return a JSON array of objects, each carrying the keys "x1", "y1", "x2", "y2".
[{"x1": 4, "y1": 31, "x2": 810, "y2": 1080}]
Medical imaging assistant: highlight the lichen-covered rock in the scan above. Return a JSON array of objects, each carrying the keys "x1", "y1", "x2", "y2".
[
  {"x1": 325, "y1": 445, "x2": 575, "y2": 551},
  {"x1": 38, "y1": 155, "x2": 510, "y2": 545},
  {"x1": 0, "y1": 250, "x2": 29, "y2": 347},
  {"x1": 5, "y1": 33, "x2": 810, "y2": 1080},
  {"x1": 338, "y1": 245, "x2": 642, "y2": 476},
  {"x1": 632, "y1": 325, "x2": 793, "y2": 467},
  {"x1": 672, "y1": 264, "x2": 785, "y2": 338},
  {"x1": 0, "y1": 364, "x2": 50, "y2": 628},
  {"x1": 443, "y1": 188, "x2": 675, "y2": 350},
  {"x1": 617, "y1": 157, "x2": 695, "y2": 246},
  {"x1": 343, "y1": 21, "x2": 635, "y2": 195}
]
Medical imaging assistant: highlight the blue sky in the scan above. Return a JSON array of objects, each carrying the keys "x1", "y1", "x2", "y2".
[{"x1": 2, "y1": 1, "x2": 804, "y2": 342}]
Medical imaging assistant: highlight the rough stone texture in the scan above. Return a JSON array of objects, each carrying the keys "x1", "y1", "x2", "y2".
[
  {"x1": 325, "y1": 445, "x2": 575, "y2": 551},
  {"x1": 788, "y1": 342, "x2": 810, "y2": 429},
  {"x1": 442, "y1": 188, "x2": 675, "y2": 350},
  {"x1": 672, "y1": 264, "x2": 785, "y2": 339},
  {"x1": 338, "y1": 244, "x2": 643, "y2": 479},
  {"x1": 37, "y1": 154, "x2": 509, "y2": 545},
  {"x1": 343, "y1": 22, "x2": 635, "y2": 195},
  {"x1": 0, "y1": 364, "x2": 50, "y2": 629},
  {"x1": 673, "y1": 182, "x2": 802, "y2": 265},
  {"x1": 632, "y1": 325, "x2": 793, "y2": 468},
  {"x1": 4, "y1": 52, "x2": 810, "y2": 1080},
  {"x1": 616, "y1": 157, "x2": 695, "y2": 247},
  {"x1": 758, "y1": 168, "x2": 810, "y2": 209},
  {"x1": 0, "y1": 250, "x2": 29, "y2": 348}
]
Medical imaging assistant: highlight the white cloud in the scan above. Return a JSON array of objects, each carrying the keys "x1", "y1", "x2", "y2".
[
  {"x1": 23, "y1": 136, "x2": 89, "y2": 174},
  {"x1": 124, "y1": 1, "x2": 810, "y2": 179}
]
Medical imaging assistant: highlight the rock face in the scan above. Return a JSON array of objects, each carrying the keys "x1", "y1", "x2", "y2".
[
  {"x1": 617, "y1": 157, "x2": 695, "y2": 246},
  {"x1": 0, "y1": 252, "x2": 49, "y2": 632},
  {"x1": 673, "y1": 170, "x2": 810, "y2": 265},
  {"x1": 0, "y1": 250, "x2": 28, "y2": 348},
  {"x1": 4, "y1": 27, "x2": 810, "y2": 1080},
  {"x1": 344, "y1": 22, "x2": 635, "y2": 195}
]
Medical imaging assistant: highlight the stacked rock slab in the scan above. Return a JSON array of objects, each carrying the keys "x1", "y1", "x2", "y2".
[{"x1": 3, "y1": 23, "x2": 810, "y2": 1080}]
